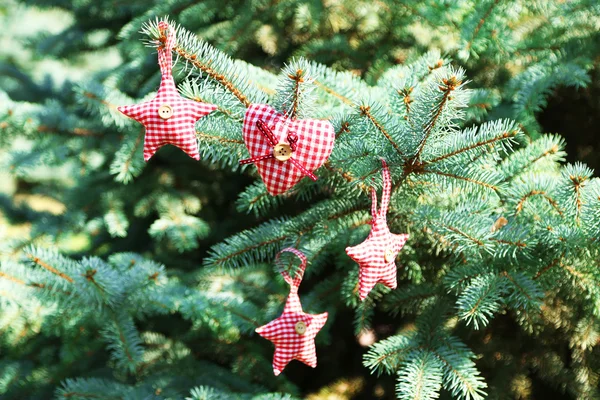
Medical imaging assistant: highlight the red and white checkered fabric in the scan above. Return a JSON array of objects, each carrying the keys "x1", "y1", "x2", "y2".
[
  {"x1": 242, "y1": 104, "x2": 335, "y2": 195},
  {"x1": 346, "y1": 159, "x2": 409, "y2": 301},
  {"x1": 118, "y1": 21, "x2": 216, "y2": 161},
  {"x1": 255, "y1": 248, "x2": 328, "y2": 376}
]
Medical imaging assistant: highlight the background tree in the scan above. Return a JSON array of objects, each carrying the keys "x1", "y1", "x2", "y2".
[{"x1": 0, "y1": 1, "x2": 599, "y2": 399}]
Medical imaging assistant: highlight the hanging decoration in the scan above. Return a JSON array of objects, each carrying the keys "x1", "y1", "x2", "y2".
[
  {"x1": 255, "y1": 248, "x2": 328, "y2": 375},
  {"x1": 118, "y1": 21, "x2": 217, "y2": 161},
  {"x1": 346, "y1": 159, "x2": 409, "y2": 301},
  {"x1": 240, "y1": 104, "x2": 335, "y2": 195}
]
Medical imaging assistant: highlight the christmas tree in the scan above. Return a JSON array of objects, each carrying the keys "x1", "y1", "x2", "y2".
[{"x1": 1, "y1": 1, "x2": 599, "y2": 399}]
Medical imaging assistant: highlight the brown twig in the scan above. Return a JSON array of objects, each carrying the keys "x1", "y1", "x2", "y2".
[
  {"x1": 173, "y1": 46, "x2": 251, "y2": 107},
  {"x1": 28, "y1": 254, "x2": 74, "y2": 283}
]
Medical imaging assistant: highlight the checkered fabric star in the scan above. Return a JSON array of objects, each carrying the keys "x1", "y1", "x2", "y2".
[
  {"x1": 256, "y1": 248, "x2": 328, "y2": 376},
  {"x1": 118, "y1": 21, "x2": 217, "y2": 161},
  {"x1": 346, "y1": 159, "x2": 409, "y2": 301},
  {"x1": 240, "y1": 104, "x2": 335, "y2": 195}
]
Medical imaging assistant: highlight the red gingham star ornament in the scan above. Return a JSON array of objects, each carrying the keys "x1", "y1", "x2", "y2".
[
  {"x1": 240, "y1": 104, "x2": 335, "y2": 195},
  {"x1": 256, "y1": 248, "x2": 328, "y2": 376},
  {"x1": 118, "y1": 21, "x2": 217, "y2": 161},
  {"x1": 346, "y1": 159, "x2": 409, "y2": 301}
]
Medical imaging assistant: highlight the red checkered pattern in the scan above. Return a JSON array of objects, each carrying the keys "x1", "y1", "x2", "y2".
[
  {"x1": 242, "y1": 104, "x2": 335, "y2": 195},
  {"x1": 346, "y1": 159, "x2": 409, "y2": 301},
  {"x1": 255, "y1": 248, "x2": 328, "y2": 376},
  {"x1": 118, "y1": 21, "x2": 217, "y2": 161}
]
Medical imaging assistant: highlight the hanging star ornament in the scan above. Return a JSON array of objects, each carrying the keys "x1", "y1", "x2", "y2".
[
  {"x1": 256, "y1": 248, "x2": 328, "y2": 376},
  {"x1": 118, "y1": 21, "x2": 217, "y2": 161},
  {"x1": 345, "y1": 159, "x2": 409, "y2": 301}
]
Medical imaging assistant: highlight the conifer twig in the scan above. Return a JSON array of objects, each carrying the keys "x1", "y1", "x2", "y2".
[
  {"x1": 500, "y1": 271, "x2": 532, "y2": 301},
  {"x1": 288, "y1": 69, "x2": 303, "y2": 120},
  {"x1": 442, "y1": 225, "x2": 485, "y2": 247},
  {"x1": 173, "y1": 46, "x2": 251, "y2": 108},
  {"x1": 465, "y1": 0, "x2": 501, "y2": 51},
  {"x1": 414, "y1": 77, "x2": 460, "y2": 160},
  {"x1": 28, "y1": 254, "x2": 74, "y2": 283},
  {"x1": 121, "y1": 129, "x2": 144, "y2": 177},
  {"x1": 336, "y1": 121, "x2": 351, "y2": 138},
  {"x1": 82, "y1": 91, "x2": 119, "y2": 111},
  {"x1": 323, "y1": 162, "x2": 371, "y2": 193},
  {"x1": 533, "y1": 256, "x2": 562, "y2": 280},
  {"x1": 314, "y1": 80, "x2": 354, "y2": 106},
  {"x1": 422, "y1": 169, "x2": 499, "y2": 192},
  {"x1": 359, "y1": 105, "x2": 404, "y2": 156},
  {"x1": 0, "y1": 271, "x2": 25, "y2": 285},
  {"x1": 196, "y1": 132, "x2": 244, "y2": 144},
  {"x1": 424, "y1": 130, "x2": 517, "y2": 165},
  {"x1": 491, "y1": 238, "x2": 527, "y2": 248},
  {"x1": 515, "y1": 190, "x2": 563, "y2": 215}
]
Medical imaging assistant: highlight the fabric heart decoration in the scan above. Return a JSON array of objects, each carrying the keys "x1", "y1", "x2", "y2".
[{"x1": 240, "y1": 104, "x2": 335, "y2": 195}]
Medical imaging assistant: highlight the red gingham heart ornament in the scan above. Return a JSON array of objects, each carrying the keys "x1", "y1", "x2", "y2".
[
  {"x1": 255, "y1": 248, "x2": 328, "y2": 375},
  {"x1": 346, "y1": 159, "x2": 409, "y2": 301},
  {"x1": 240, "y1": 104, "x2": 335, "y2": 195},
  {"x1": 118, "y1": 21, "x2": 217, "y2": 161}
]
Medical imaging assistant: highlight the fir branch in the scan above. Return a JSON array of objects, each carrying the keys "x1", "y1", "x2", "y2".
[
  {"x1": 559, "y1": 262, "x2": 597, "y2": 293},
  {"x1": 533, "y1": 255, "x2": 563, "y2": 280},
  {"x1": 323, "y1": 162, "x2": 371, "y2": 193},
  {"x1": 0, "y1": 271, "x2": 25, "y2": 285},
  {"x1": 433, "y1": 336, "x2": 487, "y2": 400},
  {"x1": 465, "y1": 0, "x2": 501, "y2": 51},
  {"x1": 515, "y1": 190, "x2": 563, "y2": 216},
  {"x1": 414, "y1": 76, "x2": 462, "y2": 160},
  {"x1": 28, "y1": 254, "x2": 74, "y2": 283},
  {"x1": 102, "y1": 312, "x2": 143, "y2": 374},
  {"x1": 518, "y1": 144, "x2": 561, "y2": 173},
  {"x1": 490, "y1": 238, "x2": 526, "y2": 248},
  {"x1": 336, "y1": 120, "x2": 351, "y2": 138},
  {"x1": 501, "y1": 271, "x2": 543, "y2": 311},
  {"x1": 421, "y1": 169, "x2": 499, "y2": 192},
  {"x1": 442, "y1": 225, "x2": 485, "y2": 247},
  {"x1": 359, "y1": 105, "x2": 404, "y2": 156},
  {"x1": 424, "y1": 129, "x2": 518, "y2": 166},
  {"x1": 173, "y1": 46, "x2": 251, "y2": 107},
  {"x1": 211, "y1": 300, "x2": 261, "y2": 328},
  {"x1": 196, "y1": 132, "x2": 244, "y2": 145},
  {"x1": 208, "y1": 235, "x2": 287, "y2": 270},
  {"x1": 570, "y1": 175, "x2": 585, "y2": 222},
  {"x1": 37, "y1": 125, "x2": 102, "y2": 138},
  {"x1": 397, "y1": 350, "x2": 443, "y2": 400},
  {"x1": 82, "y1": 90, "x2": 119, "y2": 111},
  {"x1": 314, "y1": 80, "x2": 354, "y2": 106},
  {"x1": 110, "y1": 128, "x2": 144, "y2": 184},
  {"x1": 364, "y1": 334, "x2": 420, "y2": 376},
  {"x1": 57, "y1": 378, "x2": 130, "y2": 399},
  {"x1": 457, "y1": 273, "x2": 505, "y2": 329},
  {"x1": 354, "y1": 300, "x2": 375, "y2": 335},
  {"x1": 383, "y1": 284, "x2": 439, "y2": 317}
]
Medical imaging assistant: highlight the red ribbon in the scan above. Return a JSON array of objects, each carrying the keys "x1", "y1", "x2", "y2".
[{"x1": 240, "y1": 119, "x2": 317, "y2": 181}]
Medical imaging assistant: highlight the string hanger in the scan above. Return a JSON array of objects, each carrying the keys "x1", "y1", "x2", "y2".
[{"x1": 275, "y1": 247, "x2": 308, "y2": 293}]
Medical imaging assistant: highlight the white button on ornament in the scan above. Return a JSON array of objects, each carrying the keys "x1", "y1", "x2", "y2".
[
  {"x1": 384, "y1": 248, "x2": 395, "y2": 263},
  {"x1": 294, "y1": 321, "x2": 306, "y2": 335},
  {"x1": 273, "y1": 143, "x2": 293, "y2": 161},
  {"x1": 158, "y1": 104, "x2": 173, "y2": 120}
]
